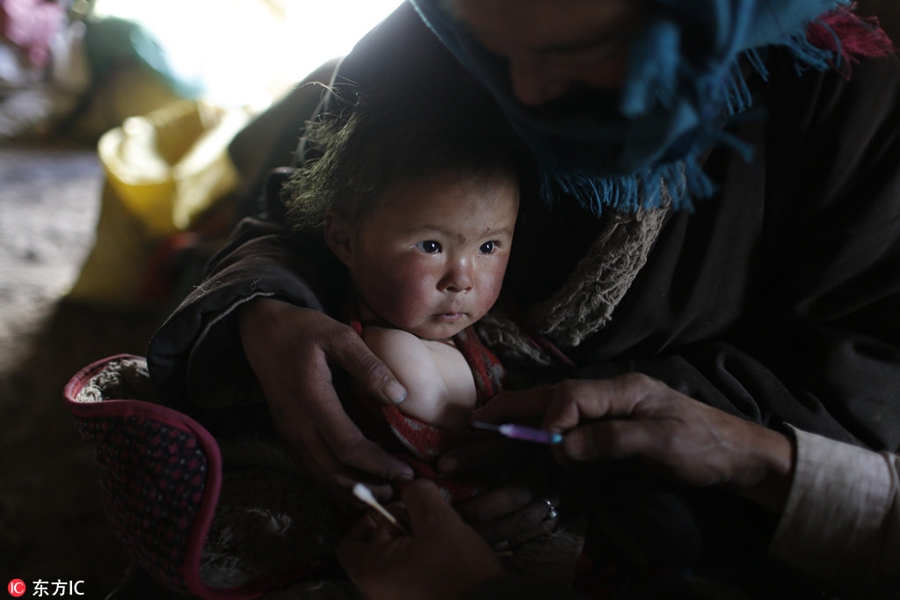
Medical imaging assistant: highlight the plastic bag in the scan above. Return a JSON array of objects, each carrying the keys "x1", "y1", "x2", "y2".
[{"x1": 67, "y1": 99, "x2": 250, "y2": 310}]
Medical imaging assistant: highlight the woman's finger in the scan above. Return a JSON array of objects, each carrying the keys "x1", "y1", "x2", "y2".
[{"x1": 320, "y1": 323, "x2": 408, "y2": 406}]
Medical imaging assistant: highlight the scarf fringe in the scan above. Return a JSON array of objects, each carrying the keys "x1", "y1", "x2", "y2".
[
  {"x1": 803, "y1": 3, "x2": 895, "y2": 78},
  {"x1": 542, "y1": 153, "x2": 714, "y2": 215},
  {"x1": 543, "y1": 2, "x2": 893, "y2": 216}
]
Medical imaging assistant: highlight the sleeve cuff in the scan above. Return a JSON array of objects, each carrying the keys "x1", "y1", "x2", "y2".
[{"x1": 768, "y1": 426, "x2": 895, "y2": 589}]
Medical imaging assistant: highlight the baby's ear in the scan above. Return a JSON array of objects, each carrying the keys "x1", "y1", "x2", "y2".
[{"x1": 324, "y1": 210, "x2": 353, "y2": 265}]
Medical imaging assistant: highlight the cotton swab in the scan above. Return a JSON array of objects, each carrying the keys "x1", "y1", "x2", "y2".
[{"x1": 352, "y1": 483, "x2": 408, "y2": 533}]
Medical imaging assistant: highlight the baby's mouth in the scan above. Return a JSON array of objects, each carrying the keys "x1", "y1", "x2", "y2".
[{"x1": 433, "y1": 312, "x2": 466, "y2": 322}]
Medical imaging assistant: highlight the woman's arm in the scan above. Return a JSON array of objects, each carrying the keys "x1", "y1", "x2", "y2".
[
  {"x1": 475, "y1": 374, "x2": 900, "y2": 598},
  {"x1": 769, "y1": 428, "x2": 900, "y2": 599}
]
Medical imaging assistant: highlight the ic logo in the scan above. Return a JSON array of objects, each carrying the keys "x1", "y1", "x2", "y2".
[{"x1": 7, "y1": 579, "x2": 26, "y2": 598}]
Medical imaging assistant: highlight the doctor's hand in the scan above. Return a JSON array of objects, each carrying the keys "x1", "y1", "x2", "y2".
[
  {"x1": 239, "y1": 297, "x2": 414, "y2": 502},
  {"x1": 473, "y1": 373, "x2": 795, "y2": 513},
  {"x1": 337, "y1": 479, "x2": 505, "y2": 600}
]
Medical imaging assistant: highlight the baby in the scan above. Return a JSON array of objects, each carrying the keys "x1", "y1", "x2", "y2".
[{"x1": 285, "y1": 84, "x2": 528, "y2": 498}]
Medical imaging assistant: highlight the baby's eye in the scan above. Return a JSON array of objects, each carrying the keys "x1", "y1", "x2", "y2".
[
  {"x1": 479, "y1": 241, "x2": 496, "y2": 254},
  {"x1": 416, "y1": 240, "x2": 442, "y2": 254}
]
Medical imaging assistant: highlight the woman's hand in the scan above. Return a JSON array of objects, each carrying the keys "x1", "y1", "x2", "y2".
[
  {"x1": 472, "y1": 373, "x2": 795, "y2": 513},
  {"x1": 437, "y1": 437, "x2": 560, "y2": 548},
  {"x1": 337, "y1": 480, "x2": 505, "y2": 600},
  {"x1": 239, "y1": 297, "x2": 414, "y2": 502}
]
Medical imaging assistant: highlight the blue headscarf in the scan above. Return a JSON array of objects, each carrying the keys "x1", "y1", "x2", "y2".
[{"x1": 409, "y1": 0, "x2": 858, "y2": 214}]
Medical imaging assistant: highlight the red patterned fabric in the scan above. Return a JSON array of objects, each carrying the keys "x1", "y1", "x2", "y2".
[
  {"x1": 64, "y1": 355, "x2": 313, "y2": 599},
  {"x1": 74, "y1": 415, "x2": 210, "y2": 593}
]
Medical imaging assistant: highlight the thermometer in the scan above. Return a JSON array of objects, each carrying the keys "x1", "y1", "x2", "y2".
[{"x1": 472, "y1": 422, "x2": 563, "y2": 445}]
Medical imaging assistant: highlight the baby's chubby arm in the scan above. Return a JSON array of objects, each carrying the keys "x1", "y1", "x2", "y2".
[{"x1": 363, "y1": 327, "x2": 477, "y2": 431}]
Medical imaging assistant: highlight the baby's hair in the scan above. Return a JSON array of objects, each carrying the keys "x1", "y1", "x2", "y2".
[{"x1": 285, "y1": 82, "x2": 530, "y2": 231}]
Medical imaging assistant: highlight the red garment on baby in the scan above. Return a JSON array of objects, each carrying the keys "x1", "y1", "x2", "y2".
[{"x1": 347, "y1": 320, "x2": 505, "y2": 503}]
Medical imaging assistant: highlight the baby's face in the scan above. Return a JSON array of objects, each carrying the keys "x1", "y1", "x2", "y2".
[{"x1": 345, "y1": 169, "x2": 518, "y2": 340}]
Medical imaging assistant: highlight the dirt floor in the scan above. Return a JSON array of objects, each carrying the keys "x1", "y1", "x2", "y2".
[{"x1": 0, "y1": 142, "x2": 162, "y2": 598}]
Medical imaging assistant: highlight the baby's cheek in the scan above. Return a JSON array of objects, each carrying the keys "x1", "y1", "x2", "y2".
[
  {"x1": 372, "y1": 269, "x2": 435, "y2": 319},
  {"x1": 476, "y1": 264, "x2": 507, "y2": 309}
]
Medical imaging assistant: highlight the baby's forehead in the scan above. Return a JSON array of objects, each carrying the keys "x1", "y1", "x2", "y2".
[
  {"x1": 353, "y1": 169, "x2": 518, "y2": 234},
  {"x1": 384, "y1": 167, "x2": 519, "y2": 197},
  {"x1": 382, "y1": 168, "x2": 518, "y2": 205}
]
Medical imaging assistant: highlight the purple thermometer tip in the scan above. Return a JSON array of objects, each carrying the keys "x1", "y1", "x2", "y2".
[
  {"x1": 499, "y1": 424, "x2": 563, "y2": 445},
  {"x1": 471, "y1": 422, "x2": 563, "y2": 445}
]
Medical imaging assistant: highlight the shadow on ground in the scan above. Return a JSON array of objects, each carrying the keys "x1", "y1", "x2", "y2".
[{"x1": 0, "y1": 299, "x2": 160, "y2": 597}]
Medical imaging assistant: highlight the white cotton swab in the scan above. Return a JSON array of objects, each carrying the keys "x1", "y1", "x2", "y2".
[{"x1": 352, "y1": 483, "x2": 408, "y2": 533}]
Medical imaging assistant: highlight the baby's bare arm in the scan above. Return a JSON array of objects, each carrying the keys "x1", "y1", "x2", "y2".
[{"x1": 363, "y1": 327, "x2": 476, "y2": 431}]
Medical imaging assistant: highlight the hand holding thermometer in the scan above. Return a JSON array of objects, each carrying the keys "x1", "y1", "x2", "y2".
[{"x1": 472, "y1": 422, "x2": 563, "y2": 445}]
